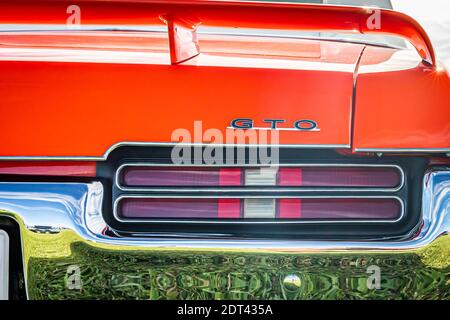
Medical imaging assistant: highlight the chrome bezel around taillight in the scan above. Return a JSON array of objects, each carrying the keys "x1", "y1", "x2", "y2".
[
  {"x1": 112, "y1": 194, "x2": 405, "y2": 224},
  {"x1": 115, "y1": 163, "x2": 405, "y2": 193}
]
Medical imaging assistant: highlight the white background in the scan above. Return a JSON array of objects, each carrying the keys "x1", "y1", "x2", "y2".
[{"x1": 392, "y1": 0, "x2": 450, "y2": 67}]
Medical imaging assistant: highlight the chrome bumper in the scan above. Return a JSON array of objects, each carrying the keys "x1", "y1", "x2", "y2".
[{"x1": 0, "y1": 169, "x2": 448, "y2": 299}]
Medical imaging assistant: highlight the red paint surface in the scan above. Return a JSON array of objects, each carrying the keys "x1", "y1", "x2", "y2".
[
  {"x1": 0, "y1": 38, "x2": 359, "y2": 156},
  {"x1": 0, "y1": 1, "x2": 447, "y2": 158},
  {"x1": 354, "y1": 46, "x2": 450, "y2": 150}
]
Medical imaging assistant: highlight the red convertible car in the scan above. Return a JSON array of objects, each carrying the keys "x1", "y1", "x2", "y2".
[{"x1": 0, "y1": 0, "x2": 448, "y2": 300}]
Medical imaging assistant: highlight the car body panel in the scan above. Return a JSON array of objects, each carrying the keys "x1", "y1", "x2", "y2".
[
  {"x1": 0, "y1": 0, "x2": 448, "y2": 158},
  {"x1": 0, "y1": 32, "x2": 363, "y2": 157},
  {"x1": 353, "y1": 46, "x2": 450, "y2": 151},
  {"x1": 0, "y1": 30, "x2": 449, "y2": 158}
]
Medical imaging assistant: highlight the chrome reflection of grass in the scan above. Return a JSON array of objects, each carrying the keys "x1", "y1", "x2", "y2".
[{"x1": 26, "y1": 239, "x2": 450, "y2": 300}]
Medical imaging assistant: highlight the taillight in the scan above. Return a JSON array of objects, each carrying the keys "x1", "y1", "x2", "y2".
[
  {"x1": 116, "y1": 197, "x2": 402, "y2": 221},
  {"x1": 119, "y1": 165, "x2": 402, "y2": 189},
  {"x1": 277, "y1": 167, "x2": 400, "y2": 187},
  {"x1": 121, "y1": 167, "x2": 242, "y2": 187},
  {"x1": 115, "y1": 164, "x2": 405, "y2": 223}
]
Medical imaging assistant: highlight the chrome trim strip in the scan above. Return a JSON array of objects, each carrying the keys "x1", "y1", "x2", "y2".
[
  {"x1": 349, "y1": 46, "x2": 366, "y2": 153},
  {"x1": 354, "y1": 148, "x2": 450, "y2": 153},
  {"x1": 0, "y1": 142, "x2": 351, "y2": 161},
  {"x1": 115, "y1": 163, "x2": 405, "y2": 193},
  {"x1": 113, "y1": 194, "x2": 405, "y2": 224},
  {"x1": 1, "y1": 142, "x2": 448, "y2": 161}
]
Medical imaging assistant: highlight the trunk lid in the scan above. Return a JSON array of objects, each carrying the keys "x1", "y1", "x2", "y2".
[{"x1": 0, "y1": 31, "x2": 363, "y2": 157}]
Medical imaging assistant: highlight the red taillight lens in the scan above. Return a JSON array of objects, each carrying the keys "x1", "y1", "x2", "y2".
[
  {"x1": 117, "y1": 197, "x2": 401, "y2": 221},
  {"x1": 119, "y1": 198, "x2": 224, "y2": 219},
  {"x1": 277, "y1": 167, "x2": 401, "y2": 187},
  {"x1": 120, "y1": 166, "x2": 401, "y2": 188},
  {"x1": 277, "y1": 198, "x2": 401, "y2": 219},
  {"x1": 119, "y1": 198, "x2": 242, "y2": 219},
  {"x1": 121, "y1": 167, "x2": 242, "y2": 187}
]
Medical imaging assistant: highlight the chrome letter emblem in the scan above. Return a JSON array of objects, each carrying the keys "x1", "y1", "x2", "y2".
[{"x1": 229, "y1": 118, "x2": 319, "y2": 131}]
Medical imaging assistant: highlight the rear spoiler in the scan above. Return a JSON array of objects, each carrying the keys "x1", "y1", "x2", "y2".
[{"x1": 0, "y1": 0, "x2": 436, "y2": 66}]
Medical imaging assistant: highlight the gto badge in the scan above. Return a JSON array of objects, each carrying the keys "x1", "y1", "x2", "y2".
[{"x1": 229, "y1": 118, "x2": 320, "y2": 131}]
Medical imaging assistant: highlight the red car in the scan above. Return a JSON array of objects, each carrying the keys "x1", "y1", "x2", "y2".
[{"x1": 0, "y1": 0, "x2": 448, "y2": 301}]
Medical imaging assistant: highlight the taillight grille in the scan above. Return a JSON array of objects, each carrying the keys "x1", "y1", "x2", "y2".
[
  {"x1": 113, "y1": 163, "x2": 405, "y2": 223},
  {"x1": 102, "y1": 146, "x2": 425, "y2": 240},
  {"x1": 115, "y1": 196, "x2": 403, "y2": 222}
]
